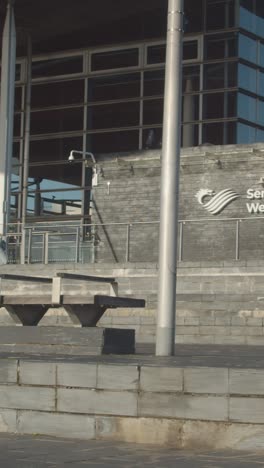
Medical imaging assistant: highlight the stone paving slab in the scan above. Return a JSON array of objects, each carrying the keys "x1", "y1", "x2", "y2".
[
  {"x1": 2, "y1": 344, "x2": 264, "y2": 369},
  {"x1": 0, "y1": 434, "x2": 264, "y2": 467}
]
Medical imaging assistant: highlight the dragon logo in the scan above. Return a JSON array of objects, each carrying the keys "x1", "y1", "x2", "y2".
[{"x1": 195, "y1": 188, "x2": 239, "y2": 215}]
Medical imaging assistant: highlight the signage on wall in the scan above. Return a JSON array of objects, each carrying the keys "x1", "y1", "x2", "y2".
[
  {"x1": 195, "y1": 188, "x2": 239, "y2": 215},
  {"x1": 195, "y1": 184, "x2": 264, "y2": 215},
  {"x1": 246, "y1": 189, "x2": 264, "y2": 214}
]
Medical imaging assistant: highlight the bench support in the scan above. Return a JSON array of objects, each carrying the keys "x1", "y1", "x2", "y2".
[
  {"x1": 5, "y1": 305, "x2": 49, "y2": 326},
  {"x1": 63, "y1": 304, "x2": 107, "y2": 327}
]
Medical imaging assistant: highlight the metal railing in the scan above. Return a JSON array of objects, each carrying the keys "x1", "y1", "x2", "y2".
[{"x1": 3, "y1": 216, "x2": 264, "y2": 264}]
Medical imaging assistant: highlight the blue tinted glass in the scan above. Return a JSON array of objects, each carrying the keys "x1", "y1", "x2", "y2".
[
  {"x1": 238, "y1": 64, "x2": 257, "y2": 93},
  {"x1": 256, "y1": 129, "x2": 264, "y2": 142},
  {"x1": 256, "y1": 17, "x2": 264, "y2": 36},
  {"x1": 259, "y1": 71, "x2": 264, "y2": 97},
  {"x1": 240, "y1": 7, "x2": 256, "y2": 34},
  {"x1": 237, "y1": 93, "x2": 257, "y2": 122},
  {"x1": 237, "y1": 123, "x2": 255, "y2": 143},
  {"x1": 260, "y1": 43, "x2": 264, "y2": 67},
  {"x1": 239, "y1": 34, "x2": 257, "y2": 63},
  {"x1": 257, "y1": 100, "x2": 264, "y2": 126}
]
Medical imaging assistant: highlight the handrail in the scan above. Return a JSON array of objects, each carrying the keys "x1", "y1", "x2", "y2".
[
  {"x1": 7, "y1": 215, "x2": 264, "y2": 233},
  {"x1": 0, "y1": 274, "x2": 53, "y2": 283},
  {"x1": 5, "y1": 216, "x2": 264, "y2": 265},
  {"x1": 57, "y1": 272, "x2": 116, "y2": 283}
]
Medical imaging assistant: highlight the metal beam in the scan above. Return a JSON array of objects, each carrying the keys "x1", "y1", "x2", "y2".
[
  {"x1": 0, "y1": 0, "x2": 16, "y2": 236},
  {"x1": 20, "y1": 34, "x2": 32, "y2": 264},
  {"x1": 156, "y1": 0, "x2": 183, "y2": 356}
]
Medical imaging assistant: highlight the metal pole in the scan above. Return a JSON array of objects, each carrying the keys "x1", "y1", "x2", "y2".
[
  {"x1": 44, "y1": 232, "x2": 49, "y2": 265},
  {"x1": 126, "y1": 224, "x2": 131, "y2": 262},
  {"x1": 156, "y1": 0, "x2": 183, "y2": 356},
  {"x1": 178, "y1": 221, "x2": 183, "y2": 262},
  {"x1": 75, "y1": 226, "x2": 80, "y2": 263},
  {"x1": 21, "y1": 35, "x2": 32, "y2": 264},
  {"x1": 0, "y1": 0, "x2": 16, "y2": 237},
  {"x1": 27, "y1": 228, "x2": 32, "y2": 264},
  {"x1": 235, "y1": 220, "x2": 240, "y2": 261}
]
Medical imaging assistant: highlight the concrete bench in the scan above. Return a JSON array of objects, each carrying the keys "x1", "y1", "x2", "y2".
[{"x1": 0, "y1": 273, "x2": 145, "y2": 327}]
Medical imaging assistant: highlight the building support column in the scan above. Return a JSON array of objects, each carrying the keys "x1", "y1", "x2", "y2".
[
  {"x1": 182, "y1": 79, "x2": 195, "y2": 147},
  {"x1": 20, "y1": 35, "x2": 32, "y2": 264},
  {"x1": 156, "y1": 0, "x2": 183, "y2": 356},
  {"x1": 0, "y1": 0, "x2": 16, "y2": 236}
]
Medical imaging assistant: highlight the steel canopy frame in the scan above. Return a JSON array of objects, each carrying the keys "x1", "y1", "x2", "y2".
[{"x1": 0, "y1": 0, "x2": 16, "y2": 237}]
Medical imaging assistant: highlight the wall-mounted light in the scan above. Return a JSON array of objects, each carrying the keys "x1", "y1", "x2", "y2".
[{"x1": 68, "y1": 150, "x2": 98, "y2": 186}]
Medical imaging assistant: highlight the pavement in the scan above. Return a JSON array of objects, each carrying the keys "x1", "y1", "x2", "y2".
[
  {"x1": 2, "y1": 344, "x2": 264, "y2": 369},
  {"x1": 1, "y1": 434, "x2": 264, "y2": 467}
]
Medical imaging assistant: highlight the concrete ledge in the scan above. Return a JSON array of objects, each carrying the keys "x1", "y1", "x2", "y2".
[
  {"x1": 0, "y1": 327, "x2": 135, "y2": 355},
  {"x1": 95, "y1": 417, "x2": 264, "y2": 450},
  {"x1": 3, "y1": 410, "x2": 264, "y2": 450},
  {"x1": 17, "y1": 411, "x2": 95, "y2": 439},
  {"x1": 1, "y1": 355, "x2": 264, "y2": 449}
]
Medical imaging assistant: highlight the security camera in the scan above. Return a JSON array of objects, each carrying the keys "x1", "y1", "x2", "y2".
[{"x1": 68, "y1": 151, "x2": 75, "y2": 162}]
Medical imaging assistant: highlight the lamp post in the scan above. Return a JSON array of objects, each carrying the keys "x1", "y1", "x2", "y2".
[{"x1": 156, "y1": 0, "x2": 184, "y2": 356}]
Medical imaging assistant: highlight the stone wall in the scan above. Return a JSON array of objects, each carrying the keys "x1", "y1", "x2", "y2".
[
  {"x1": 2, "y1": 261, "x2": 264, "y2": 345},
  {"x1": 2, "y1": 357, "x2": 264, "y2": 449},
  {"x1": 92, "y1": 143, "x2": 264, "y2": 262}
]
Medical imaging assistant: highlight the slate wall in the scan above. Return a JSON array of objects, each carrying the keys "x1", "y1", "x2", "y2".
[{"x1": 91, "y1": 143, "x2": 264, "y2": 262}]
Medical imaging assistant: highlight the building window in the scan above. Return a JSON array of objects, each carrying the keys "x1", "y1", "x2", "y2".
[
  {"x1": 239, "y1": 34, "x2": 257, "y2": 63},
  {"x1": 30, "y1": 107, "x2": 84, "y2": 135},
  {"x1": 87, "y1": 101, "x2": 140, "y2": 130},
  {"x1": 237, "y1": 92, "x2": 257, "y2": 123},
  {"x1": 31, "y1": 80, "x2": 85, "y2": 108},
  {"x1": 238, "y1": 63, "x2": 257, "y2": 94},
  {"x1": 29, "y1": 136, "x2": 83, "y2": 163},
  {"x1": 32, "y1": 56, "x2": 83, "y2": 78},
  {"x1": 91, "y1": 48, "x2": 139, "y2": 71},
  {"x1": 206, "y1": 0, "x2": 236, "y2": 31},
  {"x1": 88, "y1": 73, "x2": 141, "y2": 101},
  {"x1": 8, "y1": 31, "x2": 264, "y2": 224},
  {"x1": 204, "y1": 33, "x2": 237, "y2": 59}
]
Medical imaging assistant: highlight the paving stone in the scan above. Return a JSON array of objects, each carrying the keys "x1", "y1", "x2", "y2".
[
  {"x1": 140, "y1": 366, "x2": 183, "y2": 392},
  {"x1": 139, "y1": 394, "x2": 228, "y2": 421},
  {"x1": 246, "y1": 318, "x2": 263, "y2": 326},
  {"x1": 19, "y1": 361, "x2": 56, "y2": 386},
  {"x1": 57, "y1": 388, "x2": 138, "y2": 416},
  {"x1": 0, "y1": 385, "x2": 55, "y2": 411},
  {"x1": 231, "y1": 317, "x2": 246, "y2": 326},
  {"x1": 0, "y1": 409, "x2": 16, "y2": 433},
  {"x1": 17, "y1": 410, "x2": 95, "y2": 439},
  {"x1": 184, "y1": 367, "x2": 228, "y2": 394},
  {"x1": 230, "y1": 397, "x2": 264, "y2": 423},
  {"x1": 0, "y1": 359, "x2": 17, "y2": 384},
  {"x1": 57, "y1": 363, "x2": 97, "y2": 388},
  {"x1": 97, "y1": 364, "x2": 139, "y2": 390},
  {"x1": 229, "y1": 369, "x2": 264, "y2": 395},
  {"x1": 245, "y1": 327, "x2": 263, "y2": 336},
  {"x1": 214, "y1": 336, "x2": 246, "y2": 345},
  {"x1": 177, "y1": 326, "x2": 198, "y2": 335}
]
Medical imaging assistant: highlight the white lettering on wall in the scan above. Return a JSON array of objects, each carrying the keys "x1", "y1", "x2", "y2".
[{"x1": 246, "y1": 203, "x2": 264, "y2": 213}]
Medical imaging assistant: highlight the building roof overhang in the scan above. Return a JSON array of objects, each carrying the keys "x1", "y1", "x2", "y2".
[{"x1": 0, "y1": 0, "x2": 166, "y2": 56}]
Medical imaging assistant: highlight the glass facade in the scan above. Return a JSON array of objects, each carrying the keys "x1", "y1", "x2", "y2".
[{"x1": 6, "y1": 0, "x2": 264, "y2": 222}]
